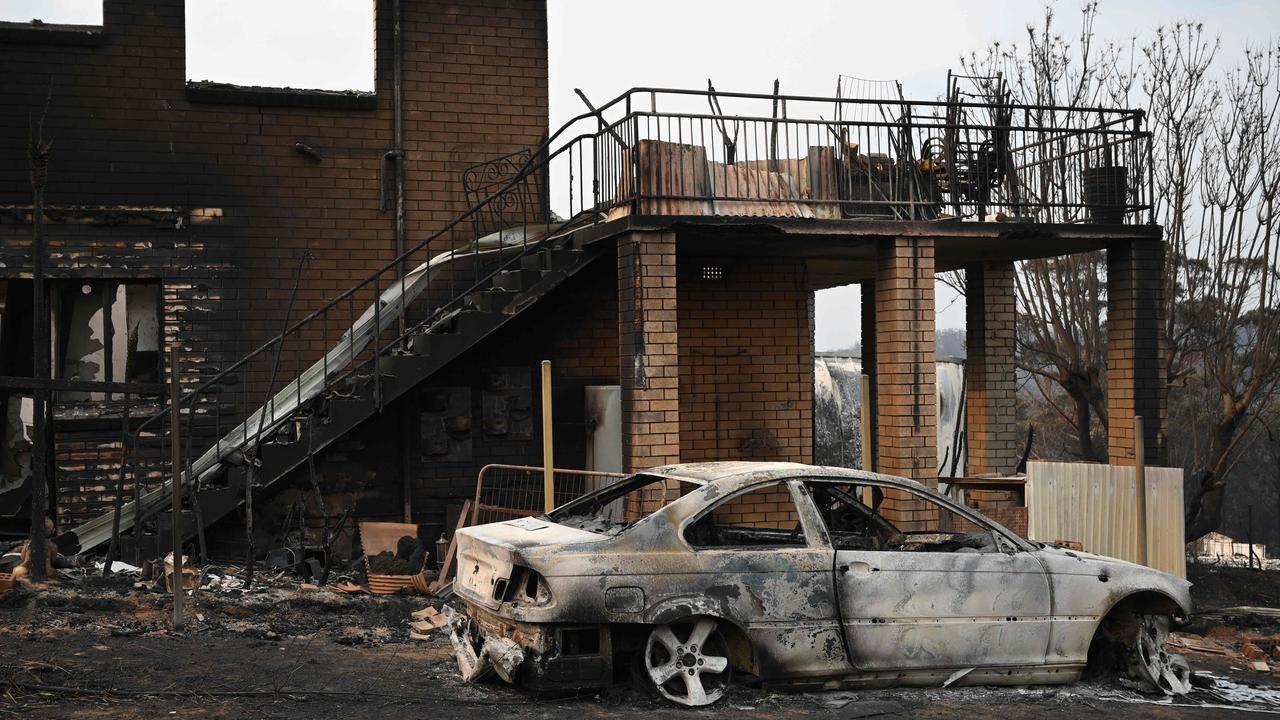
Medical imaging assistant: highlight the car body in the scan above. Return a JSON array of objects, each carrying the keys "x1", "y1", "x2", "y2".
[{"x1": 453, "y1": 462, "x2": 1192, "y2": 705}]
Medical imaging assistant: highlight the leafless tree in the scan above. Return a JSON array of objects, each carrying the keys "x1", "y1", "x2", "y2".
[
  {"x1": 960, "y1": 3, "x2": 1132, "y2": 460},
  {"x1": 1180, "y1": 44, "x2": 1280, "y2": 539},
  {"x1": 1015, "y1": 255, "x2": 1109, "y2": 460},
  {"x1": 1143, "y1": 23, "x2": 1219, "y2": 392}
]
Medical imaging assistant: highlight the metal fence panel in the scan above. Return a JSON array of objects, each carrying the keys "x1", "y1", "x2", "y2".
[
  {"x1": 1026, "y1": 461, "x2": 1185, "y2": 578},
  {"x1": 471, "y1": 464, "x2": 627, "y2": 526}
]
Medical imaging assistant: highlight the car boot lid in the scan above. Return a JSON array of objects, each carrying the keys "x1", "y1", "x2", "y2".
[{"x1": 458, "y1": 516, "x2": 607, "y2": 552}]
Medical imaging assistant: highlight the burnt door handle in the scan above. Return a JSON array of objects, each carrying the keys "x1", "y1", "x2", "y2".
[{"x1": 843, "y1": 561, "x2": 877, "y2": 578}]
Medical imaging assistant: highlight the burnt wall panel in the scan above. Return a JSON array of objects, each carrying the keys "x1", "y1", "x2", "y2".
[
  {"x1": 678, "y1": 257, "x2": 814, "y2": 464},
  {"x1": 0, "y1": 0, "x2": 549, "y2": 518}
]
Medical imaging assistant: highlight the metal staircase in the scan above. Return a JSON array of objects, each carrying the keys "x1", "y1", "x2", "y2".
[
  {"x1": 69, "y1": 112, "x2": 615, "y2": 553},
  {"x1": 178, "y1": 242, "x2": 598, "y2": 551}
]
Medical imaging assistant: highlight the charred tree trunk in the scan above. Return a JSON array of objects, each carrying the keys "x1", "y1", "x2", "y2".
[
  {"x1": 1064, "y1": 375, "x2": 1102, "y2": 462},
  {"x1": 1184, "y1": 407, "x2": 1251, "y2": 542},
  {"x1": 1185, "y1": 469, "x2": 1225, "y2": 543}
]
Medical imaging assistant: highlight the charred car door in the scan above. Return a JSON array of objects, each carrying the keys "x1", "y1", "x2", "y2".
[
  {"x1": 805, "y1": 480, "x2": 1052, "y2": 672},
  {"x1": 678, "y1": 480, "x2": 846, "y2": 681}
]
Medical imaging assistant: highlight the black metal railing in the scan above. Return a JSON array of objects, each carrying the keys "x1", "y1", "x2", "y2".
[
  {"x1": 577, "y1": 87, "x2": 1151, "y2": 224},
  {"x1": 88, "y1": 85, "x2": 1151, "y2": 551}
]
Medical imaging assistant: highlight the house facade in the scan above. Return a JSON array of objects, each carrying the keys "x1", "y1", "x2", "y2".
[{"x1": 0, "y1": 1, "x2": 1165, "y2": 561}]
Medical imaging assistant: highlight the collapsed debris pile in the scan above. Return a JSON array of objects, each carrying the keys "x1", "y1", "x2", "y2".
[
  {"x1": 448, "y1": 613, "x2": 524, "y2": 683},
  {"x1": 1176, "y1": 606, "x2": 1280, "y2": 673},
  {"x1": 0, "y1": 567, "x2": 425, "y2": 647},
  {"x1": 367, "y1": 550, "x2": 423, "y2": 576},
  {"x1": 408, "y1": 605, "x2": 449, "y2": 640}
]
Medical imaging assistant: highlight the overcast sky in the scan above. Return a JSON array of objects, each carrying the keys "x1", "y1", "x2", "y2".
[{"x1": 4, "y1": 0, "x2": 1276, "y2": 350}]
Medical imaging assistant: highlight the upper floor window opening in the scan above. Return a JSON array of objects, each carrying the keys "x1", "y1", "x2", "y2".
[
  {"x1": 185, "y1": 0, "x2": 375, "y2": 93},
  {"x1": 0, "y1": 1, "x2": 103, "y2": 26}
]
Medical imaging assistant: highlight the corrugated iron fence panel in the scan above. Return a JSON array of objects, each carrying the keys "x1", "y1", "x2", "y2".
[
  {"x1": 1147, "y1": 466, "x2": 1187, "y2": 577},
  {"x1": 1026, "y1": 461, "x2": 1185, "y2": 578}
]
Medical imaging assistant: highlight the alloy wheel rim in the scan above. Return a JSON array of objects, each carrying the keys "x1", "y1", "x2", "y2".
[{"x1": 644, "y1": 619, "x2": 731, "y2": 707}]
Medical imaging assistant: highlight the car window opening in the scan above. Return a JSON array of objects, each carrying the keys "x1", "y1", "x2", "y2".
[
  {"x1": 807, "y1": 481, "x2": 1001, "y2": 554},
  {"x1": 685, "y1": 482, "x2": 808, "y2": 549},
  {"x1": 548, "y1": 473, "x2": 700, "y2": 536}
]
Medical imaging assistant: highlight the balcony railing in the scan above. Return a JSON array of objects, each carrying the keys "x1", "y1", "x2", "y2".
[{"x1": 547, "y1": 87, "x2": 1151, "y2": 226}]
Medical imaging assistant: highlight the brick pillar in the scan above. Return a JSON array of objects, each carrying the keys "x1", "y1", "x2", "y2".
[
  {"x1": 965, "y1": 261, "x2": 1020, "y2": 475},
  {"x1": 1107, "y1": 240, "x2": 1166, "y2": 465},
  {"x1": 872, "y1": 238, "x2": 937, "y2": 486},
  {"x1": 860, "y1": 281, "x2": 877, "y2": 471},
  {"x1": 618, "y1": 230, "x2": 680, "y2": 473}
]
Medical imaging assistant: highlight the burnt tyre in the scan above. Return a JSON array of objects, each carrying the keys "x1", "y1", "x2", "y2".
[
  {"x1": 641, "y1": 618, "x2": 733, "y2": 707},
  {"x1": 1131, "y1": 614, "x2": 1191, "y2": 695}
]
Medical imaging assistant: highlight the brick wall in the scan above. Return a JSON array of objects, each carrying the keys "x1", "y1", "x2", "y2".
[
  {"x1": 618, "y1": 231, "x2": 680, "y2": 474},
  {"x1": 870, "y1": 238, "x2": 936, "y2": 483},
  {"x1": 868, "y1": 238, "x2": 936, "y2": 528},
  {"x1": 1, "y1": 1, "x2": 548, "y2": 338},
  {"x1": 678, "y1": 257, "x2": 813, "y2": 464},
  {"x1": 860, "y1": 280, "x2": 877, "y2": 470},
  {"x1": 1106, "y1": 240, "x2": 1166, "y2": 465},
  {"x1": 983, "y1": 505, "x2": 1029, "y2": 538},
  {"x1": 710, "y1": 483, "x2": 799, "y2": 530},
  {"x1": 0, "y1": 0, "x2": 549, "y2": 523},
  {"x1": 965, "y1": 488, "x2": 1028, "y2": 537},
  {"x1": 965, "y1": 260, "x2": 1020, "y2": 475}
]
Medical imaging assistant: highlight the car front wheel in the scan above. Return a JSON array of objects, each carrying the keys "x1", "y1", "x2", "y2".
[
  {"x1": 641, "y1": 618, "x2": 733, "y2": 707},
  {"x1": 1131, "y1": 614, "x2": 1191, "y2": 695}
]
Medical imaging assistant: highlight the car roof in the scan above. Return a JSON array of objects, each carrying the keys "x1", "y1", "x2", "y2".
[
  {"x1": 633, "y1": 462, "x2": 1033, "y2": 552},
  {"x1": 645, "y1": 461, "x2": 934, "y2": 494}
]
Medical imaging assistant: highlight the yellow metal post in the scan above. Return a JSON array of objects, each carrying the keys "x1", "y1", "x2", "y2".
[{"x1": 541, "y1": 360, "x2": 554, "y2": 513}]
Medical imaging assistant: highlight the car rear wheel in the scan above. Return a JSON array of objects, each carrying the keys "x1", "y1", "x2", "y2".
[{"x1": 641, "y1": 618, "x2": 732, "y2": 707}]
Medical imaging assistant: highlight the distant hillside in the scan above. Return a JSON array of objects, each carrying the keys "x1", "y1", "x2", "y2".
[{"x1": 818, "y1": 327, "x2": 966, "y2": 360}]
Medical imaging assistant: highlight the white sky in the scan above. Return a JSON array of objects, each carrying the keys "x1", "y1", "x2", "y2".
[{"x1": 4, "y1": 0, "x2": 1275, "y2": 350}]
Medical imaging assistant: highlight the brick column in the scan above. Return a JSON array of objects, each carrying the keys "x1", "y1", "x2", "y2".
[
  {"x1": 1106, "y1": 240, "x2": 1166, "y2": 465},
  {"x1": 872, "y1": 238, "x2": 937, "y2": 485},
  {"x1": 859, "y1": 280, "x2": 877, "y2": 471},
  {"x1": 965, "y1": 261, "x2": 1020, "y2": 475},
  {"x1": 618, "y1": 230, "x2": 680, "y2": 473}
]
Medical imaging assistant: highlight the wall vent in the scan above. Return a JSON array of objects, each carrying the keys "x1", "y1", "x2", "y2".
[{"x1": 700, "y1": 265, "x2": 725, "y2": 281}]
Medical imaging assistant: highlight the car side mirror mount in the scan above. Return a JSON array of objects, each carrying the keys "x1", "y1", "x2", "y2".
[{"x1": 992, "y1": 532, "x2": 1018, "y2": 555}]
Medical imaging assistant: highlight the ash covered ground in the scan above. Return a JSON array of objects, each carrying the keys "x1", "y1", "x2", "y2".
[{"x1": 2, "y1": 562, "x2": 1280, "y2": 719}]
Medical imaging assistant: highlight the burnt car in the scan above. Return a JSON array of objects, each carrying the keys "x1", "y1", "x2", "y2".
[{"x1": 452, "y1": 462, "x2": 1192, "y2": 707}]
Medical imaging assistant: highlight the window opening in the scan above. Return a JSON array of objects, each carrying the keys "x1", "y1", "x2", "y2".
[
  {"x1": 53, "y1": 280, "x2": 161, "y2": 400},
  {"x1": 685, "y1": 481, "x2": 807, "y2": 548},
  {"x1": 806, "y1": 481, "x2": 1002, "y2": 554},
  {"x1": 185, "y1": 0, "x2": 376, "y2": 92}
]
